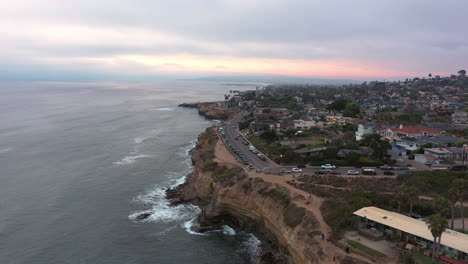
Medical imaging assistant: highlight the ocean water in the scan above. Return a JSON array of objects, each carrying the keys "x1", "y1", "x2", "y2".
[{"x1": 0, "y1": 81, "x2": 261, "y2": 264}]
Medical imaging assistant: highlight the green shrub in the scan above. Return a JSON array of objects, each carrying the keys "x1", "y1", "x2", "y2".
[
  {"x1": 283, "y1": 203, "x2": 306, "y2": 228},
  {"x1": 266, "y1": 186, "x2": 291, "y2": 205},
  {"x1": 347, "y1": 240, "x2": 386, "y2": 257}
]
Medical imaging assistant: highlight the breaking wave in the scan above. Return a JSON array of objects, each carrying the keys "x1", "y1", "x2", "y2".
[
  {"x1": 151, "y1": 107, "x2": 174, "y2": 111},
  {"x1": 133, "y1": 128, "x2": 167, "y2": 144},
  {"x1": 129, "y1": 185, "x2": 200, "y2": 223},
  {"x1": 113, "y1": 154, "x2": 152, "y2": 165},
  {"x1": 241, "y1": 233, "x2": 262, "y2": 264}
]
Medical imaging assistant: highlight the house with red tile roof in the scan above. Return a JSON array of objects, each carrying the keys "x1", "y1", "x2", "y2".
[{"x1": 382, "y1": 125, "x2": 440, "y2": 142}]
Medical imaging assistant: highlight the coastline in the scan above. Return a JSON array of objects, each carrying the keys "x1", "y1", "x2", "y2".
[{"x1": 167, "y1": 102, "x2": 374, "y2": 264}]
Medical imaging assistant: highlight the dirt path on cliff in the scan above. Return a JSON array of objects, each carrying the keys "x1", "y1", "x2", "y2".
[{"x1": 213, "y1": 134, "x2": 378, "y2": 263}]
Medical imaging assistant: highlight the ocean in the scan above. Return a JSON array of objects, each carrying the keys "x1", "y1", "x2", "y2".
[{"x1": 0, "y1": 81, "x2": 261, "y2": 264}]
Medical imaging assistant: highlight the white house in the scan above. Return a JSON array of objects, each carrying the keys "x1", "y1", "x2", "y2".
[
  {"x1": 355, "y1": 124, "x2": 375, "y2": 141},
  {"x1": 293, "y1": 119, "x2": 317, "y2": 129}
]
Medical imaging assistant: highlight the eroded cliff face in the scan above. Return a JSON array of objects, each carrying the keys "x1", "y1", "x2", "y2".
[{"x1": 174, "y1": 126, "x2": 327, "y2": 264}]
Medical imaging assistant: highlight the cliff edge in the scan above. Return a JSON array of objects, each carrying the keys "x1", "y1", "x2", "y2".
[{"x1": 169, "y1": 126, "x2": 372, "y2": 264}]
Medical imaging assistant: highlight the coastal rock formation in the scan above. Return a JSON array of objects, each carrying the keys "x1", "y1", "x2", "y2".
[
  {"x1": 168, "y1": 126, "x2": 369, "y2": 264},
  {"x1": 178, "y1": 102, "x2": 235, "y2": 120}
]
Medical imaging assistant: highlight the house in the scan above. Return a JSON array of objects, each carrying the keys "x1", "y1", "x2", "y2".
[
  {"x1": 355, "y1": 124, "x2": 375, "y2": 141},
  {"x1": 382, "y1": 125, "x2": 439, "y2": 142},
  {"x1": 249, "y1": 120, "x2": 275, "y2": 132},
  {"x1": 414, "y1": 154, "x2": 439, "y2": 164},
  {"x1": 354, "y1": 207, "x2": 468, "y2": 262},
  {"x1": 293, "y1": 119, "x2": 317, "y2": 129},
  {"x1": 452, "y1": 111, "x2": 468, "y2": 124},
  {"x1": 325, "y1": 115, "x2": 357, "y2": 126},
  {"x1": 424, "y1": 147, "x2": 468, "y2": 160}
]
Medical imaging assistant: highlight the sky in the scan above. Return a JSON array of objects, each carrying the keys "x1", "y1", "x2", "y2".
[{"x1": 1, "y1": 0, "x2": 468, "y2": 81}]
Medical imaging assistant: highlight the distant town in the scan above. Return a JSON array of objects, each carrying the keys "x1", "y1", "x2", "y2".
[{"x1": 183, "y1": 71, "x2": 468, "y2": 263}]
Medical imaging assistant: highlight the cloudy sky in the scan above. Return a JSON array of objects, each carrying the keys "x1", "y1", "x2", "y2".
[{"x1": 1, "y1": 0, "x2": 467, "y2": 80}]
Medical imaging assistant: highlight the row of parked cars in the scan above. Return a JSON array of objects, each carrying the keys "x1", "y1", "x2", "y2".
[{"x1": 233, "y1": 149, "x2": 250, "y2": 165}]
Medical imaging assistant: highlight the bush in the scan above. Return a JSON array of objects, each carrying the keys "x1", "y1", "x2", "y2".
[
  {"x1": 203, "y1": 160, "x2": 218, "y2": 172},
  {"x1": 266, "y1": 186, "x2": 291, "y2": 205},
  {"x1": 283, "y1": 203, "x2": 306, "y2": 228}
]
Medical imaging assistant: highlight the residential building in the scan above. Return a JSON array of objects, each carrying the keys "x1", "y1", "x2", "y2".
[
  {"x1": 355, "y1": 124, "x2": 375, "y2": 141},
  {"x1": 293, "y1": 119, "x2": 317, "y2": 129},
  {"x1": 382, "y1": 125, "x2": 439, "y2": 142},
  {"x1": 354, "y1": 206, "x2": 468, "y2": 262}
]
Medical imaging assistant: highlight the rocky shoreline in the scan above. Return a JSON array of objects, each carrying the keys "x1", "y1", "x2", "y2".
[{"x1": 178, "y1": 102, "x2": 235, "y2": 120}]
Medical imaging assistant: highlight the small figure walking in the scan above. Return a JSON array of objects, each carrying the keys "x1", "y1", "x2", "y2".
[
  {"x1": 320, "y1": 233, "x2": 324, "y2": 240},
  {"x1": 333, "y1": 256, "x2": 336, "y2": 262},
  {"x1": 346, "y1": 246, "x2": 350, "y2": 254}
]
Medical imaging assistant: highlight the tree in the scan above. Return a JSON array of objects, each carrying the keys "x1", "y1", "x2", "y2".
[
  {"x1": 446, "y1": 189, "x2": 458, "y2": 229},
  {"x1": 428, "y1": 73, "x2": 432, "y2": 78},
  {"x1": 327, "y1": 99, "x2": 348, "y2": 111},
  {"x1": 458, "y1": 69, "x2": 466, "y2": 77},
  {"x1": 407, "y1": 186, "x2": 419, "y2": 214},
  {"x1": 396, "y1": 185, "x2": 408, "y2": 213},
  {"x1": 451, "y1": 178, "x2": 467, "y2": 231},
  {"x1": 427, "y1": 214, "x2": 448, "y2": 262},
  {"x1": 434, "y1": 197, "x2": 450, "y2": 218},
  {"x1": 360, "y1": 134, "x2": 390, "y2": 160},
  {"x1": 346, "y1": 151, "x2": 360, "y2": 164},
  {"x1": 344, "y1": 102, "x2": 360, "y2": 117}
]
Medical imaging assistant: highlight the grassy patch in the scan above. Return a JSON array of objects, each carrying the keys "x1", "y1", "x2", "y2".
[
  {"x1": 346, "y1": 240, "x2": 386, "y2": 257},
  {"x1": 265, "y1": 186, "x2": 291, "y2": 205},
  {"x1": 283, "y1": 203, "x2": 306, "y2": 228}
]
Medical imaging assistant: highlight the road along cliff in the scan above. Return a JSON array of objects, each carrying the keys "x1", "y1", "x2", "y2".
[{"x1": 167, "y1": 125, "x2": 372, "y2": 264}]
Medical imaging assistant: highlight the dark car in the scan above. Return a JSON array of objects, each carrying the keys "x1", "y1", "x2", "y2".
[
  {"x1": 449, "y1": 164, "x2": 467, "y2": 171},
  {"x1": 383, "y1": 171, "x2": 395, "y2": 176},
  {"x1": 380, "y1": 165, "x2": 394, "y2": 170}
]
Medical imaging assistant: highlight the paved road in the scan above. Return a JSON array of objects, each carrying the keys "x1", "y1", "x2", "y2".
[
  {"x1": 219, "y1": 112, "x2": 407, "y2": 176},
  {"x1": 221, "y1": 112, "x2": 277, "y2": 171}
]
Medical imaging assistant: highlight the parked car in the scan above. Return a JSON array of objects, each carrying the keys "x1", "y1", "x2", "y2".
[
  {"x1": 316, "y1": 168, "x2": 331, "y2": 174},
  {"x1": 257, "y1": 154, "x2": 266, "y2": 161},
  {"x1": 291, "y1": 168, "x2": 303, "y2": 173},
  {"x1": 321, "y1": 164, "x2": 336, "y2": 169},
  {"x1": 380, "y1": 165, "x2": 394, "y2": 170},
  {"x1": 362, "y1": 169, "x2": 377, "y2": 175},
  {"x1": 282, "y1": 169, "x2": 292, "y2": 173},
  {"x1": 347, "y1": 170, "x2": 360, "y2": 175},
  {"x1": 383, "y1": 171, "x2": 395, "y2": 176},
  {"x1": 449, "y1": 164, "x2": 467, "y2": 171},
  {"x1": 329, "y1": 171, "x2": 341, "y2": 175}
]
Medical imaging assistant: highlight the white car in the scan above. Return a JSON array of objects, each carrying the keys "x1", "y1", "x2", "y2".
[
  {"x1": 292, "y1": 168, "x2": 303, "y2": 173},
  {"x1": 347, "y1": 170, "x2": 359, "y2": 175},
  {"x1": 321, "y1": 164, "x2": 336, "y2": 169}
]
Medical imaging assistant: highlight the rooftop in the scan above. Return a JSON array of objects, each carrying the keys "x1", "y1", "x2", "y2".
[{"x1": 354, "y1": 206, "x2": 468, "y2": 254}]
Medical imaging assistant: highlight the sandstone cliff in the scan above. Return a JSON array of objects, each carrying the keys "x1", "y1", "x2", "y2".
[
  {"x1": 170, "y1": 126, "x2": 370, "y2": 264},
  {"x1": 178, "y1": 102, "x2": 235, "y2": 120}
]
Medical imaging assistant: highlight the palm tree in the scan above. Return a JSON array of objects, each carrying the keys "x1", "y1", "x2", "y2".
[
  {"x1": 447, "y1": 189, "x2": 458, "y2": 229},
  {"x1": 427, "y1": 214, "x2": 448, "y2": 262},
  {"x1": 434, "y1": 197, "x2": 450, "y2": 218},
  {"x1": 396, "y1": 185, "x2": 408, "y2": 213},
  {"x1": 407, "y1": 186, "x2": 419, "y2": 214},
  {"x1": 452, "y1": 178, "x2": 466, "y2": 231}
]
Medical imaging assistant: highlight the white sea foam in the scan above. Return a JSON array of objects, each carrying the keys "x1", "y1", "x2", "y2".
[
  {"x1": 129, "y1": 184, "x2": 200, "y2": 223},
  {"x1": 133, "y1": 128, "x2": 167, "y2": 144},
  {"x1": 0, "y1": 147, "x2": 12, "y2": 154},
  {"x1": 113, "y1": 154, "x2": 152, "y2": 165},
  {"x1": 151, "y1": 107, "x2": 174, "y2": 111},
  {"x1": 219, "y1": 225, "x2": 236, "y2": 236},
  {"x1": 183, "y1": 218, "x2": 207, "y2": 236},
  {"x1": 242, "y1": 233, "x2": 262, "y2": 264}
]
